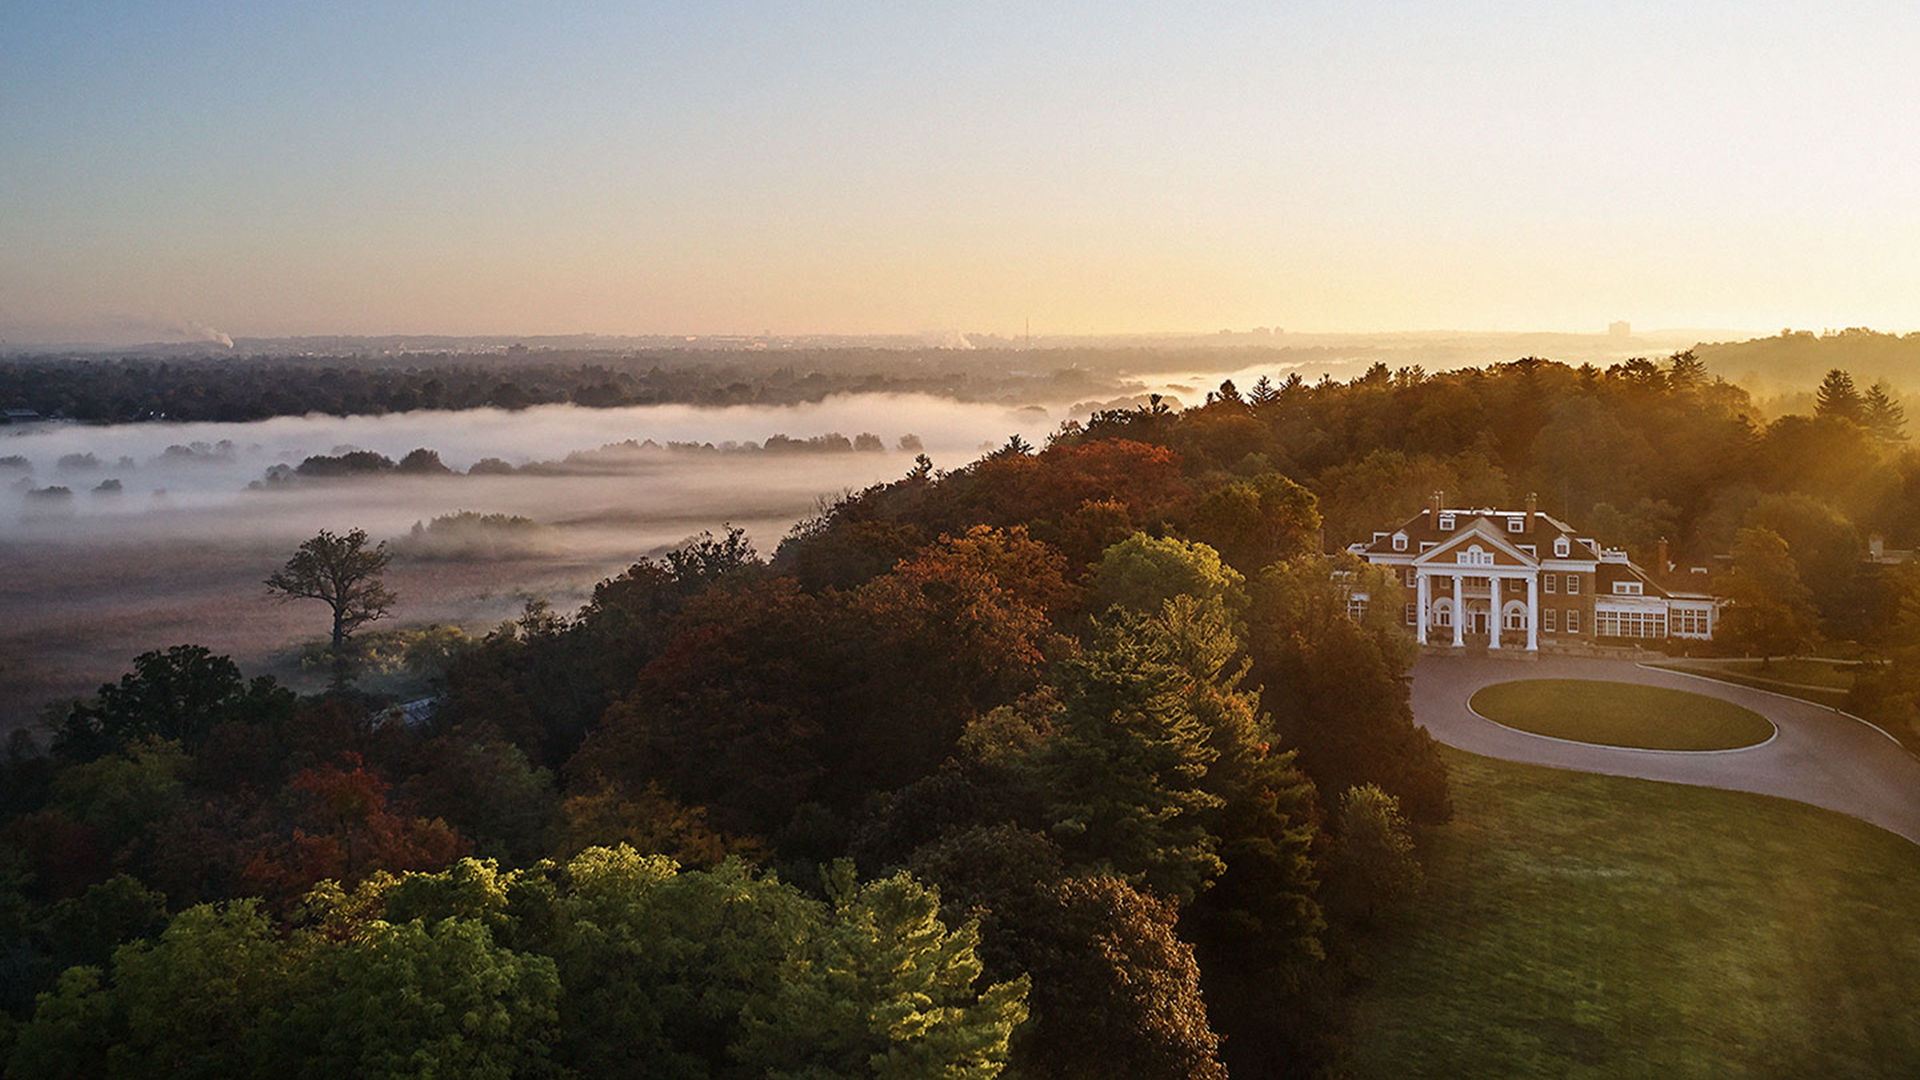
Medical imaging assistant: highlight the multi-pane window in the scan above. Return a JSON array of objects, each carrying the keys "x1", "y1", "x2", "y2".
[
  {"x1": 1544, "y1": 573, "x2": 1557, "y2": 594},
  {"x1": 1347, "y1": 595, "x2": 1368, "y2": 621},
  {"x1": 1404, "y1": 567, "x2": 1416, "y2": 587},
  {"x1": 1404, "y1": 603, "x2": 1418, "y2": 626},
  {"x1": 1567, "y1": 575, "x2": 1581, "y2": 594},
  {"x1": 1595, "y1": 610, "x2": 1666, "y2": 639},
  {"x1": 1566, "y1": 610, "x2": 1580, "y2": 634},
  {"x1": 1544, "y1": 608, "x2": 1559, "y2": 632}
]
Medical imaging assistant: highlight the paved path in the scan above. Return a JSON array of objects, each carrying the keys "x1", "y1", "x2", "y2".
[{"x1": 1413, "y1": 654, "x2": 1920, "y2": 844}]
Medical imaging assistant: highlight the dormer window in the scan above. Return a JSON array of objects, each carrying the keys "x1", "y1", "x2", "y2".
[
  {"x1": 1613, "y1": 581, "x2": 1643, "y2": 596},
  {"x1": 1392, "y1": 533, "x2": 1407, "y2": 552},
  {"x1": 1519, "y1": 544, "x2": 1536, "y2": 556},
  {"x1": 1439, "y1": 514, "x2": 1455, "y2": 531},
  {"x1": 1507, "y1": 517, "x2": 1524, "y2": 533},
  {"x1": 1420, "y1": 542, "x2": 1436, "y2": 552},
  {"x1": 1554, "y1": 536, "x2": 1570, "y2": 558}
]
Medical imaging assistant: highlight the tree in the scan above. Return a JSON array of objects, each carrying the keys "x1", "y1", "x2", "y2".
[
  {"x1": 1323, "y1": 784, "x2": 1423, "y2": 928},
  {"x1": 1864, "y1": 379, "x2": 1907, "y2": 442},
  {"x1": 265, "y1": 529, "x2": 396, "y2": 688},
  {"x1": 1088, "y1": 534, "x2": 1246, "y2": 620},
  {"x1": 1713, "y1": 527, "x2": 1820, "y2": 666},
  {"x1": 1815, "y1": 368, "x2": 1864, "y2": 423}
]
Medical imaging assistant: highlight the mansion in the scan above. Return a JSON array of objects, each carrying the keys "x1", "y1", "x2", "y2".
[{"x1": 1346, "y1": 494, "x2": 1719, "y2": 652}]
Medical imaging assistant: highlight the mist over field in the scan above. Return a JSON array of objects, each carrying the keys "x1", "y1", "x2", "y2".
[{"x1": 0, "y1": 393, "x2": 1060, "y2": 726}]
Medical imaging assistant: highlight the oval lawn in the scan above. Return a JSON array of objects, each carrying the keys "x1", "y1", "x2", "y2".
[{"x1": 1468, "y1": 677, "x2": 1774, "y2": 751}]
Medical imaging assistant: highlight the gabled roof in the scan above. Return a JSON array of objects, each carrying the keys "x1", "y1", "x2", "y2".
[
  {"x1": 1411, "y1": 517, "x2": 1540, "y2": 567},
  {"x1": 1357, "y1": 506, "x2": 1601, "y2": 562}
]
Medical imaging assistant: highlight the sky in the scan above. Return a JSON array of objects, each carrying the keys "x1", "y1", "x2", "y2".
[{"x1": 2, "y1": 1, "x2": 1916, "y2": 343}]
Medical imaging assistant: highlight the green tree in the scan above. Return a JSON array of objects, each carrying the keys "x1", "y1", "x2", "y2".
[
  {"x1": 265, "y1": 528, "x2": 397, "y2": 688},
  {"x1": 1088, "y1": 533, "x2": 1246, "y2": 620},
  {"x1": 1019, "y1": 605, "x2": 1226, "y2": 902},
  {"x1": 734, "y1": 865, "x2": 1029, "y2": 1079},
  {"x1": 52, "y1": 645, "x2": 294, "y2": 762},
  {"x1": 1323, "y1": 783, "x2": 1423, "y2": 928},
  {"x1": 1713, "y1": 526, "x2": 1820, "y2": 666}
]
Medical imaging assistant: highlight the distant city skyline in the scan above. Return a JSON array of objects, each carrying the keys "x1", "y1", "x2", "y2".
[{"x1": 3, "y1": 2, "x2": 1916, "y2": 344}]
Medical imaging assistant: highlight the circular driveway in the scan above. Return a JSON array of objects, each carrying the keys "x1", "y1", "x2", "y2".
[{"x1": 1413, "y1": 654, "x2": 1920, "y2": 845}]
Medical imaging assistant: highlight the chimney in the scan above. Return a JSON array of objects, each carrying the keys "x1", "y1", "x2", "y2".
[
  {"x1": 1525, "y1": 491, "x2": 1537, "y2": 532},
  {"x1": 1655, "y1": 537, "x2": 1669, "y2": 581},
  {"x1": 1430, "y1": 490, "x2": 1444, "y2": 522}
]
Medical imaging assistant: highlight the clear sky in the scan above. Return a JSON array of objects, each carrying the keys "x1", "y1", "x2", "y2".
[{"x1": 2, "y1": 2, "x2": 1915, "y2": 343}]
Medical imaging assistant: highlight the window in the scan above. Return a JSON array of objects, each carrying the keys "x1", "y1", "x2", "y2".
[
  {"x1": 1439, "y1": 514, "x2": 1455, "y2": 530},
  {"x1": 1613, "y1": 581, "x2": 1643, "y2": 596},
  {"x1": 1519, "y1": 544, "x2": 1536, "y2": 556},
  {"x1": 1392, "y1": 533, "x2": 1407, "y2": 552},
  {"x1": 1566, "y1": 610, "x2": 1580, "y2": 634},
  {"x1": 1554, "y1": 536, "x2": 1570, "y2": 557},
  {"x1": 1674, "y1": 609, "x2": 1710, "y2": 637},
  {"x1": 1567, "y1": 575, "x2": 1581, "y2": 594},
  {"x1": 1434, "y1": 605, "x2": 1452, "y2": 628},
  {"x1": 1405, "y1": 602, "x2": 1418, "y2": 626},
  {"x1": 1595, "y1": 610, "x2": 1666, "y2": 639},
  {"x1": 1504, "y1": 607, "x2": 1527, "y2": 630},
  {"x1": 1420, "y1": 541, "x2": 1437, "y2": 553},
  {"x1": 1347, "y1": 594, "x2": 1368, "y2": 621},
  {"x1": 1404, "y1": 567, "x2": 1416, "y2": 587},
  {"x1": 1544, "y1": 573, "x2": 1557, "y2": 594},
  {"x1": 1457, "y1": 545, "x2": 1493, "y2": 567},
  {"x1": 1507, "y1": 516, "x2": 1524, "y2": 532},
  {"x1": 1544, "y1": 608, "x2": 1558, "y2": 632}
]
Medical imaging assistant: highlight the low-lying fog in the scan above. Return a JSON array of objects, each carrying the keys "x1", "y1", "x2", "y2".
[{"x1": 0, "y1": 394, "x2": 1059, "y2": 728}]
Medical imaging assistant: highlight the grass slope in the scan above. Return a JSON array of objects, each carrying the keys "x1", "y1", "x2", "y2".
[
  {"x1": 1650, "y1": 661, "x2": 1854, "y2": 712},
  {"x1": 1351, "y1": 749, "x2": 1920, "y2": 1079},
  {"x1": 1471, "y1": 678, "x2": 1774, "y2": 751}
]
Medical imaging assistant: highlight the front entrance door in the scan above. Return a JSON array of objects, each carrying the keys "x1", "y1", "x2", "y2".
[{"x1": 1469, "y1": 609, "x2": 1490, "y2": 636}]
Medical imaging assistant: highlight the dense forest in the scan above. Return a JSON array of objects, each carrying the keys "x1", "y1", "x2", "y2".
[
  {"x1": 6, "y1": 350, "x2": 1920, "y2": 1076},
  {"x1": 0, "y1": 347, "x2": 1188, "y2": 423}
]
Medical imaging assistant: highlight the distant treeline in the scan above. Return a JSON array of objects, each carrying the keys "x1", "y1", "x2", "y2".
[
  {"x1": 0, "y1": 348, "x2": 1204, "y2": 423},
  {"x1": 251, "y1": 432, "x2": 926, "y2": 487},
  {"x1": 1697, "y1": 327, "x2": 1920, "y2": 394}
]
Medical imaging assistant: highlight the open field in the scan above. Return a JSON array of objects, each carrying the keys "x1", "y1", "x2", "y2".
[
  {"x1": 1469, "y1": 678, "x2": 1775, "y2": 751},
  {"x1": 1351, "y1": 747, "x2": 1920, "y2": 1079}
]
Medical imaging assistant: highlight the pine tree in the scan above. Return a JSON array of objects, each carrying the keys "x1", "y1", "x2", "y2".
[
  {"x1": 1814, "y1": 368, "x2": 1865, "y2": 423},
  {"x1": 1864, "y1": 379, "x2": 1907, "y2": 441}
]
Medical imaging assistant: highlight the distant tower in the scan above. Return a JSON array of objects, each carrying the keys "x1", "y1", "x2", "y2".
[{"x1": 1608, "y1": 320, "x2": 1631, "y2": 338}]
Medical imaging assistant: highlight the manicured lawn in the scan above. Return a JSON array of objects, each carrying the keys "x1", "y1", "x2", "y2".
[
  {"x1": 1470, "y1": 678, "x2": 1773, "y2": 751},
  {"x1": 1651, "y1": 660, "x2": 1856, "y2": 712},
  {"x1": 1350, "y1": 748, "x2": 1920, "y2": 1079},
  {"x1": 1718, "y1": 658, "x2": 1858, "y2": 690}
]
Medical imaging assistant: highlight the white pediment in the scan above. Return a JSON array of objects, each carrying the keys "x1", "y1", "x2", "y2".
[{"x1": 1411, "y1": 518, "x2": 1540, "y2": 568}]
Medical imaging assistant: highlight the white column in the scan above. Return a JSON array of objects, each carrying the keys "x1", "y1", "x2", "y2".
[
  {"x1": 1451, "y1": 574, "x2": 1464, "y2": 647},
  {"x1": 1416, "y1": 570, "x2": 1429, "y2": 645},
  {"x1": 1527, "y1": 573, "x2": 1539, "y2": 651},
  {"x1": 1489, "y1": 576, "x2": 1503, "y2": 649}
]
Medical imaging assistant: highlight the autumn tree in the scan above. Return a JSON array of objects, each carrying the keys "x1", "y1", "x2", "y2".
[{"x1": 265, "y1": 528, "x2": 396, "y2": 688}]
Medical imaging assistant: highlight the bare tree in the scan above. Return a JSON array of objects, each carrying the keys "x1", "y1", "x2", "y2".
[{"x1": 266, "y1": 527, "x2": 396, "y2": 688}]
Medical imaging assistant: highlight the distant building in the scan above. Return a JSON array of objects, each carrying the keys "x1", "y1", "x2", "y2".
[{"x1": 1347, "y1": 492, "x2": 1719, "y2": 652}]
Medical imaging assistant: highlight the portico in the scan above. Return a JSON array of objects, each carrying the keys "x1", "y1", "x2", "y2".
[{"x1": 1414, "y1": 565, "x2": 1539, "y2": 651}]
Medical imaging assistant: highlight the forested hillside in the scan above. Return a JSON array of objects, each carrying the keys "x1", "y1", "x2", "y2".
[{"x1": 7, "y1": 350, "x2": 1920, "y2": 1076}]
